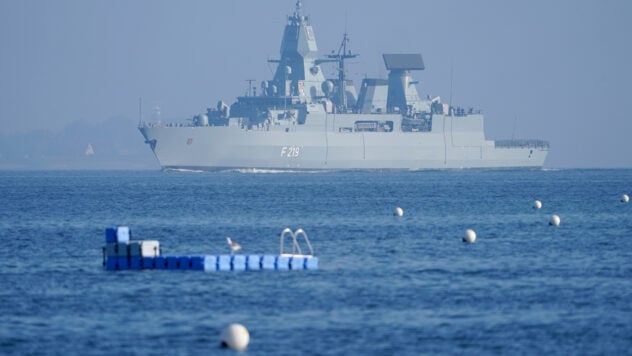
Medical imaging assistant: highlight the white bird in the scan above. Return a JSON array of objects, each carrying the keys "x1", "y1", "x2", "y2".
[{"x1": 226, "y1": 237, "x2": 241, "y2": 255}]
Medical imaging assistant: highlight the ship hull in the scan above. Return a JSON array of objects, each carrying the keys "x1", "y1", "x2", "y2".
[
  {"x1": 139, "y1": 123, "x2": 548, "y2": 171},
  {"x1": 137, "y1": 3, "x2": 549, "y2": 171}
]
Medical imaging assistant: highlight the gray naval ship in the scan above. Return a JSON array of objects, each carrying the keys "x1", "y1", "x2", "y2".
[{"x1": 139, "y1": 1, "x2": 549, "y2": 171}]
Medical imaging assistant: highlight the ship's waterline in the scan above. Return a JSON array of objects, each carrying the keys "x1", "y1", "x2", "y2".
[{"x1": 139, "y1": 1, "x2": 548, "y2": 170}]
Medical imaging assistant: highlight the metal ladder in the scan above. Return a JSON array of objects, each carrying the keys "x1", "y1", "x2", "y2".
[{"x1": 279, "y1": 228, "x2": 314, "y2": 257}]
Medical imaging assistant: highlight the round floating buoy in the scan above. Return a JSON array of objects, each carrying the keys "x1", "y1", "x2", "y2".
[
  {"x1": 621, "y1": 194, "x2": 630, "y2": 203},
  {"x1": 394, "y1": 207, "x2": 404, "y2": 217},
  {"x1": 533, "y1": 200, "x2": 542, "y2": 209},
  {"x1": 220, "y1": 323, "x2": 250, "y2": 351},
  {"x1": 463, "y1": 229, "x2": 477, "y2": 243},
  {"x1": 549, "y1": 214, "x2": 561, "y2": 226}
]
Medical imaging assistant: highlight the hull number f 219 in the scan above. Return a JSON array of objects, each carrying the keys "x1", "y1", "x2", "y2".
[{"x1": 280, "y1": 146, "x2": 301, "y2": 157}]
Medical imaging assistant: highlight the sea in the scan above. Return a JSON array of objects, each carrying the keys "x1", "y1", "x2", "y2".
[{"x1": 1, "y1": 169, "x2": 631, "y2": 355}]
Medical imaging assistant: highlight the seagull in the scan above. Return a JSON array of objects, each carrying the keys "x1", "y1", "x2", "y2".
[{"x1": 226, "y1": 237, "x2": 241, "y2": 255}]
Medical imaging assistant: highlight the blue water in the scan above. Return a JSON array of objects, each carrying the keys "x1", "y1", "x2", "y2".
[{"x1": 1, "y1": 169, "x2": 632, "y2": 355}]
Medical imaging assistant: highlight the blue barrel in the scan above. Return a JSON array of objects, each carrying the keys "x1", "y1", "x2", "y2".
[
  {"x1": 116, "y1": 226, "x2": 130, "y2": 244},
  {"x1": 178, "y1": 256, "x2": 191, "y2": 270},
  {"x1": 142, "y1": 257, "x2": 155, "y2": 269},
  {"x1": 203, "y1": 255, "x2": 218, "y2": 272},
  {"x1": 232, "y1": 255, "x2": 246, "y2": 271},
  {"x1": 105, "y1": 227, "x2": 117, "y2": 243},
  {"x1": 218, "y1": 255, "x2": 232, "y2": 271},
  {"x1": 246, "y1": 255, "x2": 262, "y2": 270},
  {"x1": 106, "y1": 257, "x2": 118, "y2": 271},
  {"x1": 261, "y1": 255, "x2": 276, "y2": 270},
  {"x1": 117, "y1": 257, "x2": 129, "y2": 270},
  {"x1": 191, "y1": 256, "x2": 204, "y2": 270},
  {"x1": 155, "y1": 256, "x2": 166, "y2": 270},
  {"x1": 166, "y1": 256, "x2": 178, "y2": 270},
  {"x1": 305, "y1": 257, "x2": 319, "y2": 270},
  {"x1": 276, "y1": 256, "x2": 290, "y2": 270},
  {"x1": 289, "y1": 257, "x2": 304, "y2": 270}
]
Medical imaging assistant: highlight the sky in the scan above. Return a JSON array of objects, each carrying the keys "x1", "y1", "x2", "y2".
[{"x1": 1, "y1": 0, "x2": 631, "y2": 168}]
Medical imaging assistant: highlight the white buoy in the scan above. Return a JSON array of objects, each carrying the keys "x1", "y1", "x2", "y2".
[
  {"x1": 533, "y1": 200, "x2": 542, "y2": 209},
  {"x1": 394, "y1": 207, "x2": 404, "y2": 217},
  {"x1": 220, "y1": 323, "x2": 250, "y2": 351},
  {"x1": 549, "y1": 214, "x2": 561, "y2": 226},
  {"x1": 462, "y1": 229, "x2": 477, "y2": 243},
  {"x1": 621, "y1": 194, "x2": 630, "y2": 203}
]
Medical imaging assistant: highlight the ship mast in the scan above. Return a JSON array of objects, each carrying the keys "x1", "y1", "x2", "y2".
[{"x1": 327, "y1": 32, "x2": 357, "y2": 112}]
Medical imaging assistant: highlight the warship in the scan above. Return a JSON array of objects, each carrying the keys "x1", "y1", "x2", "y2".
[{"x1": 139, "y1": 1, "x2": 549, "y2": 171}]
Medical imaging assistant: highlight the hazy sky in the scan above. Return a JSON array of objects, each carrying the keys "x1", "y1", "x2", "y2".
[{"x1": 1, "y1": 0, "x2": 631, "y2": 168}]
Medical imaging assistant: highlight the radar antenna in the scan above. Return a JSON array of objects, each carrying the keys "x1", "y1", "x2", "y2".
[{"x1": 327, "y1": 32, "x2": 358, "y2": 111}]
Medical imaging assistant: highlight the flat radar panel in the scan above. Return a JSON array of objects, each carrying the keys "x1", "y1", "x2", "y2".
[{"x1": 382, "y1": 54, "x2": 425, "y2": 70}]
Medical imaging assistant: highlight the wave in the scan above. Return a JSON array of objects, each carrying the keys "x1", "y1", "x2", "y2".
[
  {"x1": 164, "y1": 168, "x2": 205, "y2": 173},
  {"x1": 225, "y1": 168, "x2": 330, "y2": 174}
]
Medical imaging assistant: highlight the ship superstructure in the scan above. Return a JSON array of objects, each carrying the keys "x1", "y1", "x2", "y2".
[{"x1": 139, "y1": 1, "x2": 549, "y2": 170}]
